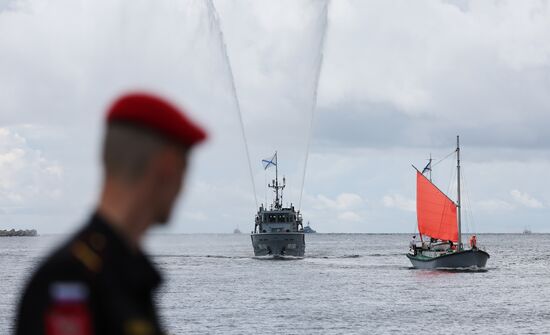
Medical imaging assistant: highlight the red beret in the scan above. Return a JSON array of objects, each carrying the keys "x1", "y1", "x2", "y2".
[{"x1": 107, "y1": 92, "x2": 207, "y2": 147}]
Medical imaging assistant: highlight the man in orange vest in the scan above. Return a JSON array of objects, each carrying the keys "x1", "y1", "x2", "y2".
[{"x1": 469, "y1": 235, "x2": 477, "y2": 250}]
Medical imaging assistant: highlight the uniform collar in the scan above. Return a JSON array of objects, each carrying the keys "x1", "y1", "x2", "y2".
[{"x1": 89, "y1": 212, "x2": 163, "y2": 291}]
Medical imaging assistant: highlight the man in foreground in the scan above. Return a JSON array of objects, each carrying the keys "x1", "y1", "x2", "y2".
[{"x1": 16, "y1": 92, "x2": 207, "y2": 335}]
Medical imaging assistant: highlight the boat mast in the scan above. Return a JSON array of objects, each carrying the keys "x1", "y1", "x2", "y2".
[
  {"x1": 456, "y1": 135, "x2": 462, "y2": 251},
  {"x1": 274, "y1": 151, "x2": 280, "y2": 208},
  {"x1": 275, "y1": 151, "x2": 278, "y2": 207},
  {"x1": 268, "y1": 151, "x2": 285, "y2": 209}
]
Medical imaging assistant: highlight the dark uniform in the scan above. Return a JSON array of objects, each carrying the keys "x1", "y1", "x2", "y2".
[{"x1": 16, "y1": 213, "x2": 164, "y2": 335}]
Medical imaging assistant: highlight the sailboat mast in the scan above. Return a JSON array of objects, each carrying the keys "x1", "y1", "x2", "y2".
[{"x1": 456, "y1": 136, "x2": 462, "y2": 251}]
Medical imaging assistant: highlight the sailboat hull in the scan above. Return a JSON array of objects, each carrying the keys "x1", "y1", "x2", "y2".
[
  {"x1": 251, "y1": 232, "x2": 305, "y2": 257},
  {"x1": 407, "y1": 249, "x2": 490, "y2": 269}
]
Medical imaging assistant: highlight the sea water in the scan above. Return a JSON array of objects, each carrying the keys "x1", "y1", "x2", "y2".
[{"x1": 1, "y1": 233, "x2": 549, "y2": 334}]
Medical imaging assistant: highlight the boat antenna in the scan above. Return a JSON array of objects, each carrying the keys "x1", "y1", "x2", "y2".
[
  {"x1": 456, "y1": 135, "x2": 462, "y2": 251},
  {"x1": 282, "y1": 176, "x2": 286, "y2": 207}
]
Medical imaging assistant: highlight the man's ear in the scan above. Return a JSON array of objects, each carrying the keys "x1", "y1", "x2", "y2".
[
  {"x1": 157, "y1": 146, "x2": 186, "y2": 178},
  {"x1": 154, "y1": 148, "x2": 174, "y2": 178}
]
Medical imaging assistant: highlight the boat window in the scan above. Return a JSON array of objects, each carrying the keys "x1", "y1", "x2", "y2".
[{"x1": 276, "y1": 214, "x2": 290, "y2": 222}]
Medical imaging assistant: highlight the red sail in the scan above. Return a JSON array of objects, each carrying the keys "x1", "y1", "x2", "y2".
[{"x1": 416, "y1": 171, "x2": 458, "y2": 242}]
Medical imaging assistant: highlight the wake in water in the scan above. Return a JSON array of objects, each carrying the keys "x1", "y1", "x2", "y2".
[
  {"x1": 153, "y1": 254, "x2": 361, "y2": 260},
  {"x1": 253, "y1": 255, "x2": 304, "y2": 261},
  {"x1": 409, "y1": 266, "x2": 489, "y2": 273}
]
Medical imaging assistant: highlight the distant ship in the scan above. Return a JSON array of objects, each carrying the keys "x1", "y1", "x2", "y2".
[
  {"x1": 303, "y1": 222, "x2": 317, "y2": 233},
  {"x1": 251, "y1": 152, "x2": 305, "y2": 257},
  {"x1": 523, "y1": 227, "x2": 532, "y2": 235},
  {"x1": 233, "y1": 227, "x2": 242, "y2": 234},
  {"x1": 407, "y1": 136, "x2": 490, "y2": 269}
]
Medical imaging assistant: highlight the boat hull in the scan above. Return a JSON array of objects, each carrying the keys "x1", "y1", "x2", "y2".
[
  {"x1": 407, "y1": 249, "x2": 490, "y2": 269},
  {"x1": 251, "y1": 232, "x2": 305, "y2": 257}
]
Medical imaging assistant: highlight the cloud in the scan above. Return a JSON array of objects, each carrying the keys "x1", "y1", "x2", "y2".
[
  {"x1": 0, "y1": 127, "x2": 63, "y2": 212},
  {"x1": 510, "y1": 189, "x2": 543, "y2": 209},
  {"x1": 314, "y1": 192, "x2": 364, "y2": 210},
  {"x1": 182, "y1": 211, "x2": 208, "y2": 222},
  {"x1": 1, "y1": 0, "x2": 550, "y2": 233},
  {"x1": 301, "y1": 192, "x2": 366, "y2": 229},
  {"x1": 316, "y1": 0, "x2": 550, "y2": 150},
  {"x1": 382, "y1": 194, "x2": 415, "y2": 212},
  {"x1": 338, "y1": 211, "x2": 361, "y2": 222},
  {"x1": 0, "y1": 0, "x2": 17, "y2": 12},
  {"x1": 477, "y1": 199, "x2": 515, "y2": 212}
]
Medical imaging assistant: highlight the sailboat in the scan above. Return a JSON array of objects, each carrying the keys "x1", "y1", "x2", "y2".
[{"x1": 407, "y1": 136, "x2": 490, "y2": 269}]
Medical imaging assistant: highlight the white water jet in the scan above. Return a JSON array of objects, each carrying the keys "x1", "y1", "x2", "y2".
[
  {"x1": 206, "y1": 0, "x2": 259, "y2": 209},
  {"x1": 298, "y1": 0, "x2": 330, "y2": 210},
  {"x1": 211, "y1": 0, "x2": 331, "y2": 212}
]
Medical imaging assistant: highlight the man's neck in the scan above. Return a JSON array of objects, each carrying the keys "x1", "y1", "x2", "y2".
[{"x1": 97, "y1": 179, "x2": 154, "y2": 248}]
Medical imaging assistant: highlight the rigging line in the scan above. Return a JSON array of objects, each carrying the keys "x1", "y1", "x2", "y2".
[
  {"x1": 466, "y1": 196, "x2": 474, "y2": 234},
  {"x1": 298, "y1": 0, "x2": 330, "y2": 210},
  {"x1": 207, "y1": 0, "x2": 258, "y2": 208},
  {"x1": 461, "y1": 182, "x2": 471, "y2": 234},
  {"x1": 460, "y1": 165, "x2": 471, "y2": 234},
  {"x1": 444, "y1": 151, "x2": 456, "y2": 201},
  {"x1": 462, "y1": 166, "x2": 477, "y2": 235},
  {"x1": 436, "y1": 155, "x2": 456, "y2": 239},
  {"x1": 431, "y1": 149, "x2": 456, "y2": 169}
]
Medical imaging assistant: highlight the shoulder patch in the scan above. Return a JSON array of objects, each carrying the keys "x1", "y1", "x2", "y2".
[
  {"x1": 71, "y1": 241, "x2": 102, "y2": 273},
  {"x1": 45, "y1": 282, "x2": 92, "y2": 335}
]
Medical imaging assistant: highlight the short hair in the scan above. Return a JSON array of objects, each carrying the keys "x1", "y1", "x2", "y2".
[{"x1": 102, "y1": 123, "x2": 168, "y2": 181}]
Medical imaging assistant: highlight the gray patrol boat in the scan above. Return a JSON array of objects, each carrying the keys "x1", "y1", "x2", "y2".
[{"x1": 251, "y1": 158, "x2": 305, "y2": 257}]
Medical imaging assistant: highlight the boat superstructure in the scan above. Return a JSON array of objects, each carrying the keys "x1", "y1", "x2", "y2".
[
  {"x1": 251, "y1": 152, "x2": 305, "y2": 257},
  {"x1": 407, "y1": 136, "x2": 490, "y2": 269}
]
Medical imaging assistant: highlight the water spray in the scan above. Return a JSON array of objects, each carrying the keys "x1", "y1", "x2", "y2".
[
  {"x1": 298, "y1": 0, "x2": 330, "y2": 210},
  {"x1": 206, "y1": 0, "x2": 259, "y2": 209}
]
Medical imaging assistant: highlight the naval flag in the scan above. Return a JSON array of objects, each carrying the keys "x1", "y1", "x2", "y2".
[
  {"x1": 262, "y1": 152, "x2": 277, "y2": 170},
  {"x1": 422, "y1": 160, "x2": 432, "y2": 175}
]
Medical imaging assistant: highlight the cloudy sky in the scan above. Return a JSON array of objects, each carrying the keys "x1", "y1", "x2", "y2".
[{"x1": 1, "y1": 0, "x2": 550, "y2": 234}]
